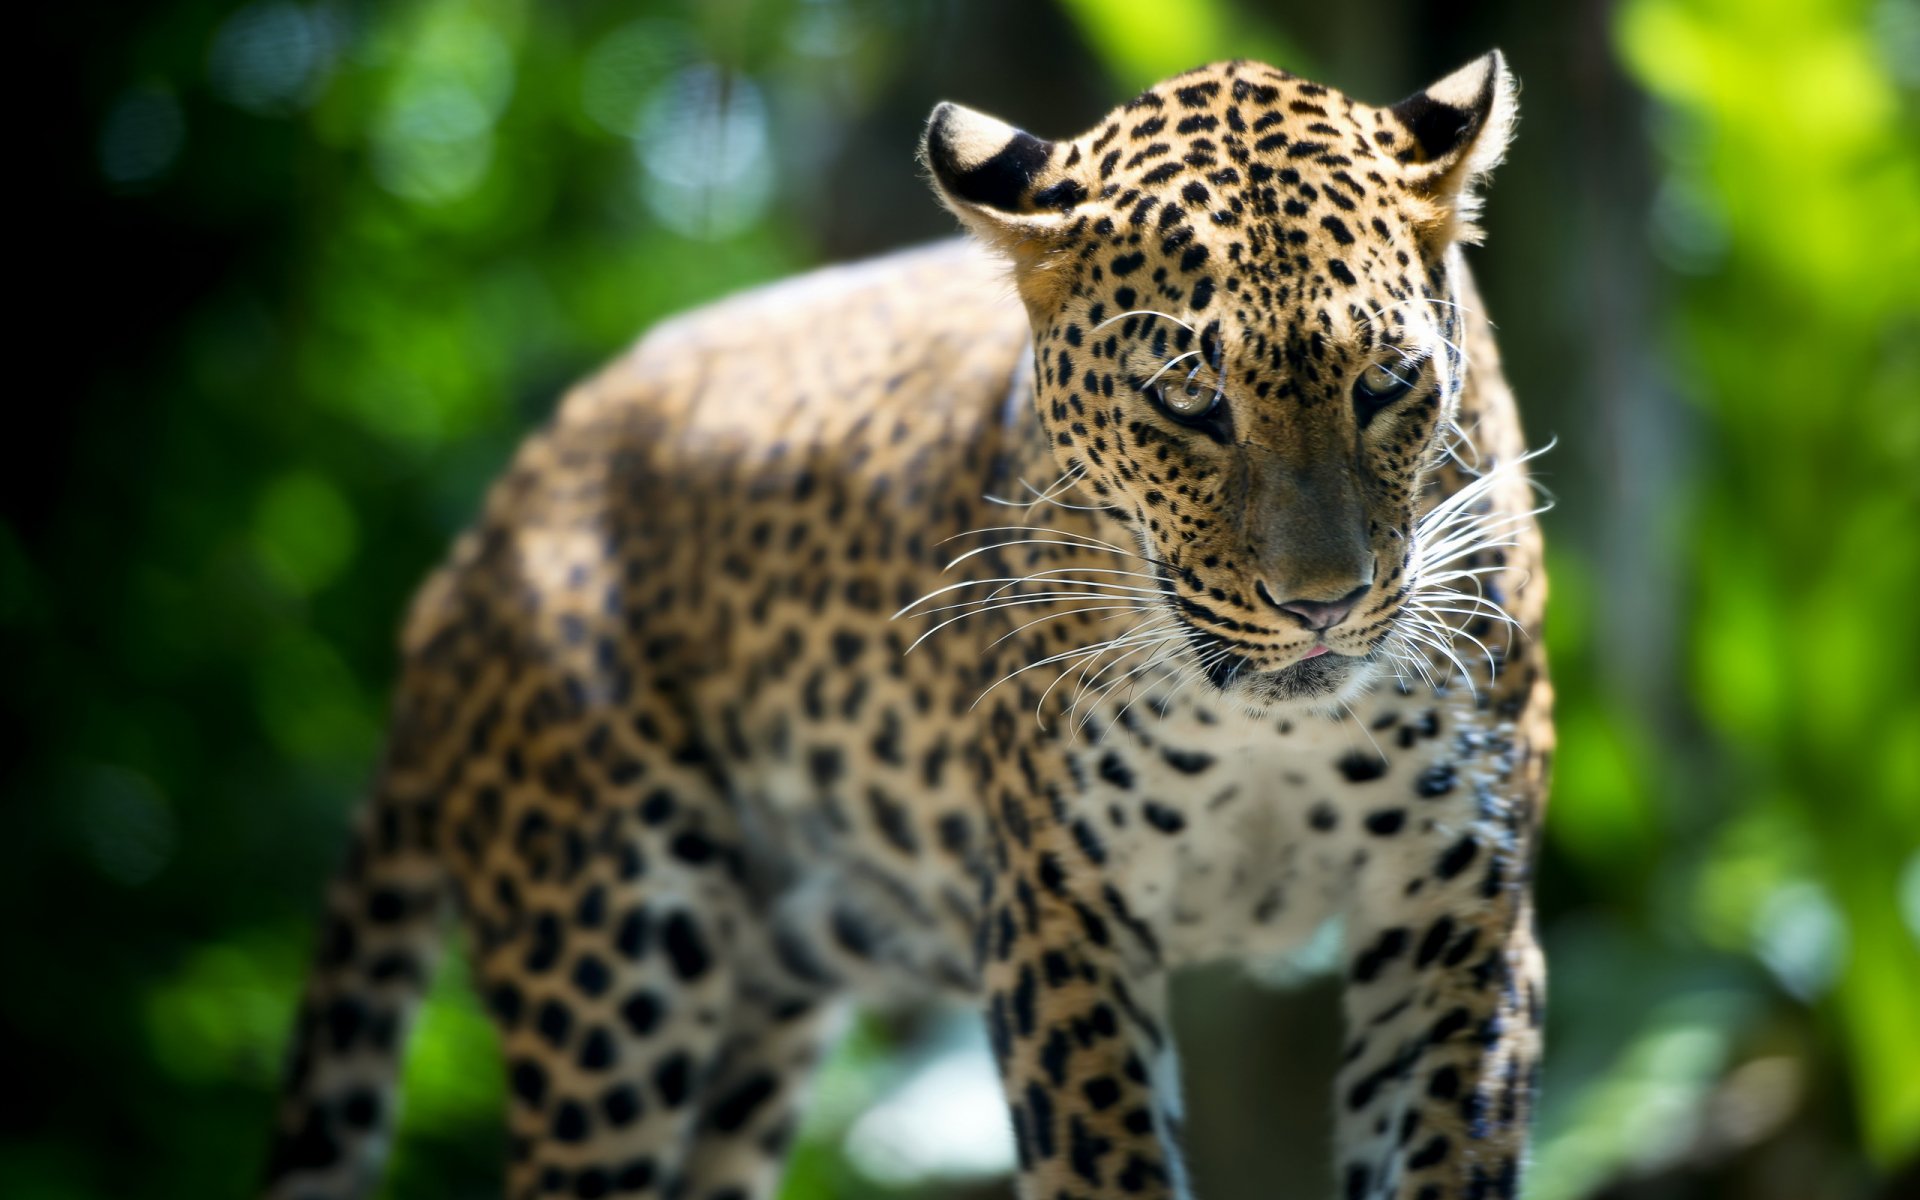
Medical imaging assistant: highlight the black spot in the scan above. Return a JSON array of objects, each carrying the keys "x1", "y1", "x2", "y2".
[
  {"x1": 1309, "y1": 802, "x2": 1339, "y2": 831},
  {"x1": 1034, "y1": 178, "x2": 1089, "y2": 209},
  {"x1": 1070, "y1": 1113, "x2": 1113, "y2": 1186},
  {"x1": 1321, "y1": 215, "x2": 1355, "y2": 244},
  {"x1": 1417, "y1": 916, "x2": 1457, "y2": 968},
  {"x1": 577, "y1": 1026, "x2": 616, "y2": 1071},
  {"x1": 1012, "y1": 965, "x2": 1038, "y2": 1035},
  {"x1": 551, "y1": 1099, "x2": 589, "y2": 1143},
  {"x1": 1431, "y1": 1006, "x2": 1472, "y2": 1043},
  {"x1": 639, "y1": 789, "x2": 676, "y2": 825},
  {"x1": 320, "y1": 916, "x2": 356, "y2": 967},
  {"x1": 709, "y1": 1072, "x2": 778, "y2": 1133},
  {"x1": 366, "y1": 887, "x2": 407, "y2": 924},
  {"x1": 807, "y1": 745, "x2": 844, "y2": 788},
  {"x1": 1072, "y1": 818, "x2": 1108, "y2": 864},
  {"x1": 1352, "y1": 926, "x2": 1409, "y2": 983},
  {"x1": 1040, "y1": 1028, "x2": 1071, "y2": 1085},
  {"x1": 601, "y1": 1084, "x2": 641, "y2": 1127},
  {"x1": 1098, "y1": 752, "x2": 1136, "y2": 790},
  {"x1": 661, "y1": 912, "x2": 711, "y2": 981},
  {"x1": 619, "y1": 991, "x2": 663, "y2": 1036},
  {"x1": 1337, "y1": 751, "x2": 1389, "y2": 782},
  {"x1": 988, "y1": 993, "x2": 1012, "y2": 1063},
  {"x1": 574, "y1": 885, "x2": 607, "y2": 928},
  {"x1": 1410, "y1": 1134, "x2": 1452, "y2": 1169},
  {"x1": 1037, "y1": 852, "x2": 1069, "y2": 894},
  {"x1": 654, "y1": 1052, "x2": 692, "y2": 1107},
  {"x1": 831, "y1": 630, "x2": 864, "y2": 666},
  {"x1": 615, "y1": 908, "x2": 650, "y2": 960},
  {"x1": 271, "y1": 1108, "x2": 341, "y2": 1172},
  {"x1": 868, "y1": 787, "x2": 920, "y2": 856},
  {"x1": 615, "y1": 1159, "x2": 656, "y2": 1191},
  {"x1": 1364, "y1": 809, "x2": 1407, "y2": 836},
  {"x1": 1142, "y1": 802, "x2": 1186, "y2": 834},
  {"x1": 571, "y1": 954, "x2": 611, "y2": 998},
  {"x1": 535, "y1": 999, "x2": 572, "y2": 1049},
  {"x1": 510, "y1": 1058, "x2": 549, "y2": 1108},
  {"x1": 669, "y1": 830, "x2": 717, "y2": 865},
  {"x1": 1160, "y1": 746, "x2": 1214, "y2": 774},
  {"x1": 1118, "y1": 1152, "x2": 1167, "y2": 1192},
  {"x1": 937, "y1": 811, "x2": 972, "y2": 856},
  {"x1": 1345, "y1": 1162, "x2": 1371, "y2": 1200},
  {"x1": 1443, "y1": 928, "x2": 1482, "y2": 967},
  {"x1": 524, "y1": 912, "x2": 563, "y2": 973},
  {"x1": 830, "y1": 907, "x2": 876, "y2": 958},
  {"x1": 1436, "y1": 836, "x2": 1479, "y2": 880},
  {"x1": 487, "y1": 981, "x2": 524, "y2": 1028},
  {"x1": 1084, "y1": 1076, "x2": 1122, "y2": 1110},
  {"x1": 340, "y1": 1087, "x2": 380, "y2": 1131},
  {"x1": 1026, "y1": 1082, "x2": 1057, "y2": 1159},
  {"x1": 1415, "y1": 764, "x2": 1457, "y2": 798}
]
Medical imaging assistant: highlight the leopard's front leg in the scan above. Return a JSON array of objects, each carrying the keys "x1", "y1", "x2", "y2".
[
  {"x1": 1333, "y1": 807, "x2": 1544, "y2": 1200},
  {"x1": 981, "y1": 853, "x2": 1191, "y2": 1200}
]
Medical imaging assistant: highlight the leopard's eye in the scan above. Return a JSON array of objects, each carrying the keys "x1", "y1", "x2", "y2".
[
  {"x1": 1353, "y1": 358, "x2": 1420, "y2": 425},
  {"x1": 1148, "y1": 366, "x2": 1221, "y2": 423}
]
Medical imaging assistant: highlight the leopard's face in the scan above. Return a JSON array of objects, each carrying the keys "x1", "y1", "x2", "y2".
[{"x1": 926, "y1": 55, "x2": 1516, "y2": 711}]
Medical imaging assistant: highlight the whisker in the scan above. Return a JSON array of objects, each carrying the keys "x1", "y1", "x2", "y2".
[
  {"x1": 904, "y1": 595, "x2": 1148, "y2": 654},
  {"x1": 895, "y1": 575, "x2": 1161, "y2": 618},
  {"x1": 937, "y1": 524, "x2": 1135, "y2": 559},
  {"x1": 974, "y1": 622, "x2": 1180, "y2": 711},
  {"x1": 1091, "y1": 308, "x2": 1198, "y2": 336},
  {"x1": 1042, "y1": 614, "x2": 1173, "y2": 729},
  {"x1": 1142, "y1": 350, "x2": 1204, "y2": 390}
]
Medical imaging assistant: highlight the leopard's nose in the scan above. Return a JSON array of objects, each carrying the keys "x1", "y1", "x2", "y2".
[{"x1": 1257, "y1": 581, "x2": 1371, "y2": 631}]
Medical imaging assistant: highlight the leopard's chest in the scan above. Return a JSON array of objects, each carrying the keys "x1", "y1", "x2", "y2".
[
  {"x1": 1059, "y1": 688, "x2": 1476, "y2": 971},
  {"x1": 727, "y1": 657, "x2": 1486, "y2": 1000}
]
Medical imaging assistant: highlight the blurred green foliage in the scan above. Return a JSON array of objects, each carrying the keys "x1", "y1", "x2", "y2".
[
  {"x1": 1616, "y1": 0, "x2": 1920, "y2": 1166},
  {"x1": 6, "y1": 1, "x2": 1917, "y2": 1198}
]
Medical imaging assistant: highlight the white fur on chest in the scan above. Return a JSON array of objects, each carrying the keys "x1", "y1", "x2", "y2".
[{"x1": 1067, "y1": 685, "x2": 1477, "y2": 970}]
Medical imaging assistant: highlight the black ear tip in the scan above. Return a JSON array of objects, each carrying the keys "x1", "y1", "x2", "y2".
[
  {"x1": 1392, "y1": 92, "x2": 1475, "y2": 162},
  {"x1": 1390, "y1": 50, "x2": 1511, "y2": 162},
  {"x1": 922, "y1": 104, "x2": 1056, "y2": 213}
]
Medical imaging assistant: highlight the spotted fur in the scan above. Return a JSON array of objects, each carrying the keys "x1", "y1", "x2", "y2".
[{"x1": 266, "y1": 53, "x2": 1551, "y2": 1200}]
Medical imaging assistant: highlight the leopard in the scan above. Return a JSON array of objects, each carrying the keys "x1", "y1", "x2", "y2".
[{"x1": 264, "y1": 50, "x2": 1552, "y2": 1200}]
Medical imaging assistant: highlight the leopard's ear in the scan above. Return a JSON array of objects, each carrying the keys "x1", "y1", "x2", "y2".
[
  {"x1": 922, "y1": 102, "x2": 1087, "y2": 305},
  {"x1": 1387, "y1": 50, "x2": 1517, "y2": 247}
]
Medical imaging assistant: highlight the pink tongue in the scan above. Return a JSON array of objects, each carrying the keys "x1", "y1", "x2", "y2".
[{"x1": 1302, "y1": 645, "x2": 1329, "y2": 659}]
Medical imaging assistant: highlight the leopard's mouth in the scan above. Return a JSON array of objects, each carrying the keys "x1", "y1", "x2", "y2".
[
  {"x1": 1146, "y1": 557, "x2": 1381, "y2": 706},
  {"x1": 1186, "y1": 626, "x2": 1370, "y2": 703}
]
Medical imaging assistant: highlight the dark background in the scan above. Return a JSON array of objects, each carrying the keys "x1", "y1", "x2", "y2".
[{"x1": 6, "y1": 1, "x2": 1918, "y2": 1198}]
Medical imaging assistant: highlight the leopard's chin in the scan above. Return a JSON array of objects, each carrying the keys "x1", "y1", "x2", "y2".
[{"x1": 1192, "y1": 635, "x2": 1383, "y2": 714}]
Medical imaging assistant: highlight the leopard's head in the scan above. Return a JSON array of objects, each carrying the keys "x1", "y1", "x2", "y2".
[{"x1": 924, "y1": 54, "x2": 1517, "y2": 710}]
